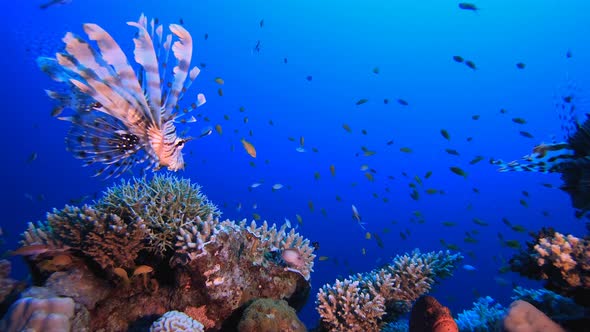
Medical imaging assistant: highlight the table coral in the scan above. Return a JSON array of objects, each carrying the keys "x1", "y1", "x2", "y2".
[{"x1": 316, "y1": 249, "x2": 462, "y2": 331}]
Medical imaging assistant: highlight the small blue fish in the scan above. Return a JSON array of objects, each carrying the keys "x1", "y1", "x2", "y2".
[
  {"x1": 40, "y1": 0, "x2": 71, "y2": 9},
  {"x1": 463, "y1": 264, "x2": 477, "y2": 271}
]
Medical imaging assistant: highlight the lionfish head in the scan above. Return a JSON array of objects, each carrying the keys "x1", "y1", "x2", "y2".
[{"x1": 164, "y1": 136, "x2": 192, "y2": 171}]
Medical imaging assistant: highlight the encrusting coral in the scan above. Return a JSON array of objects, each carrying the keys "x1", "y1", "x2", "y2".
[
  {"x1": 0, "y1": 296, "x2": 75, "y2": 332},
  {"x1": 237, "y1": 298, "x2": 307, "y2": 332},
  {"x1": 502, "y1": 300, "x2": 566, "y2": 332},
  {"x1": 11, "y1": 174, "x2": 314, "y2": 330},
  {"x1": 316, "y1": 249, "x2": 462, "y2": 331}
]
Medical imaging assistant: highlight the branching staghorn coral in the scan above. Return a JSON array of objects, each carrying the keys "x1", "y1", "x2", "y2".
[
  {"x1": 455, "y1": 296, "x2": 506, "y2": 332},
  {"x1": 175, "y1": 218, "x2": 315, "y2": 280},
  {"x1": 316, "y1": 249, "x2": 462, "y2": 331},
  {"x1": 244, "y1": 220, "x2": 316, "y2": 279},
  {"x1": 96, "y1": 174, "x2": 221, "y2": 255}
]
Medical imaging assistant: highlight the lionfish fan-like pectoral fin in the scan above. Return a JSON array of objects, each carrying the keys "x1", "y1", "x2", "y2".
[{"x1": 64, "y1": 111, "x2": 157, "y2": 178}]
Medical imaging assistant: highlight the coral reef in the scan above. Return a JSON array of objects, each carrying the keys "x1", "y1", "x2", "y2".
[
  {"x1": 184, "y1": 305, "x2": 216, "y2": 330},
  {"x1": 10, "y1": 174, "x2": 313, "y2": 331},
  {"x1": 409, "y1": 295, "x2": 458, "y2": 332},
  {"x1": 149, "y1": 310, "x2": 204, "y2": 332},
  {"x1": 509, "y1": 228, "x2": 590, "y2": 306},
  {"x1": 316, "y1": 249, "x2": 462, "y2": 331},
  {"x1": 0, "y1": 295, "x2": 75, "y2": 332},
  {"x1": 503, "y1": 300, "x2": 566, "y2": 332},
  {"x1": 173, "y1": 216, "x2": 315, "y2": 320},
  {"x1": 97, "y1": 175, "x2": 221, "y2": 255},
  {"x1": 237, "y1": 298, "x2": 307, "y2": 332},
  {"x1": 454, "y1": 296, "x2": 506, "y2": 332}
]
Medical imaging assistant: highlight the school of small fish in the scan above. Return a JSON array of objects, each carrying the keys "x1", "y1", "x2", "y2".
[{"x1": 28, "y1": 4, "x2": 582, "y2": 291}]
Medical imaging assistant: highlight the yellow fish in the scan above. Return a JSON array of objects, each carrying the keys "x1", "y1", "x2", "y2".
[
  {"x1": 330, "y1": 164, "x2": 336, "y2": 176},
  {"x1": 133, "y1": 265, "x2": 153, "y2": 276},
  {"x1": 241, "y1": 138, "x2": 257, "y2": 158}
]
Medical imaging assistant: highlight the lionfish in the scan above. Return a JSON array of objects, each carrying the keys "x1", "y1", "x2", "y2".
[
  {"x1": 37, "y1": 14, "x2": 209, "y2": 178},
  {"x1": 494, "y1": 78, "x2": 590, "y2": 216}
]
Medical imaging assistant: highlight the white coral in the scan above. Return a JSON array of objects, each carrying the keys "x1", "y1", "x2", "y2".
[{"x1": 149, "y1": 311, "x2": 204, "y2": 332}]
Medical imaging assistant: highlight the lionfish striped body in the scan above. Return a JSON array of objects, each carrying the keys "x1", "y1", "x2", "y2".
[
  {"x1": 495, "y1": 78, "x2": 590, "y2": 215},
  {"x1": 495, "y1": 76, "x2": 590, "y2": 175},
  {"x1": 37, "y1": 14, "x2": 206, "y2": 177}
]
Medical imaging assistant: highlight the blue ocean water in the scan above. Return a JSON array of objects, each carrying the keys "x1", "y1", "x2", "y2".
[{"x1": 0, "y1": 0, "x2": 588, "y2": 328}]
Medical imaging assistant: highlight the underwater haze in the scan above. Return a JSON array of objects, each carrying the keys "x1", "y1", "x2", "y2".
[{"x1": 1, "y1": 0, "x2": 589, "y2": 328}]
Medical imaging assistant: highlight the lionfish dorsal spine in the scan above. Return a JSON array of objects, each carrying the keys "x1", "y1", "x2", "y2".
[
  {"x1": 163, "y1": 24, "x2": 193, "y2": 116},
  {"x1": 58, "y1": 30, "x2": 153, "y2": 139},
  {"x1": 82, "y1": 23, "x2": 151, "y2": 119},
  {"x1": 127, "y1": 20, "x2": 163, "y2": 126}
]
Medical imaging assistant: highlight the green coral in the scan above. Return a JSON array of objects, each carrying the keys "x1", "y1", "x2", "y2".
[{"x1": 96, "y1": 174, "x2": 221, "y2": 255}]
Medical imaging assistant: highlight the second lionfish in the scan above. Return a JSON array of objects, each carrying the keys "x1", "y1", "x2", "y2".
[
  {"x1": 37, "y1": 13, "x2": 210, "y2": 177},
  {"x1": 494, "y1": 79, "x2": 590, "y2": 217}
]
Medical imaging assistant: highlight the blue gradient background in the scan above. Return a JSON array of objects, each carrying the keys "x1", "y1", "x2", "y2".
[{"x1": 0, "y1": 0, "x2": 588, "y2": 327}]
